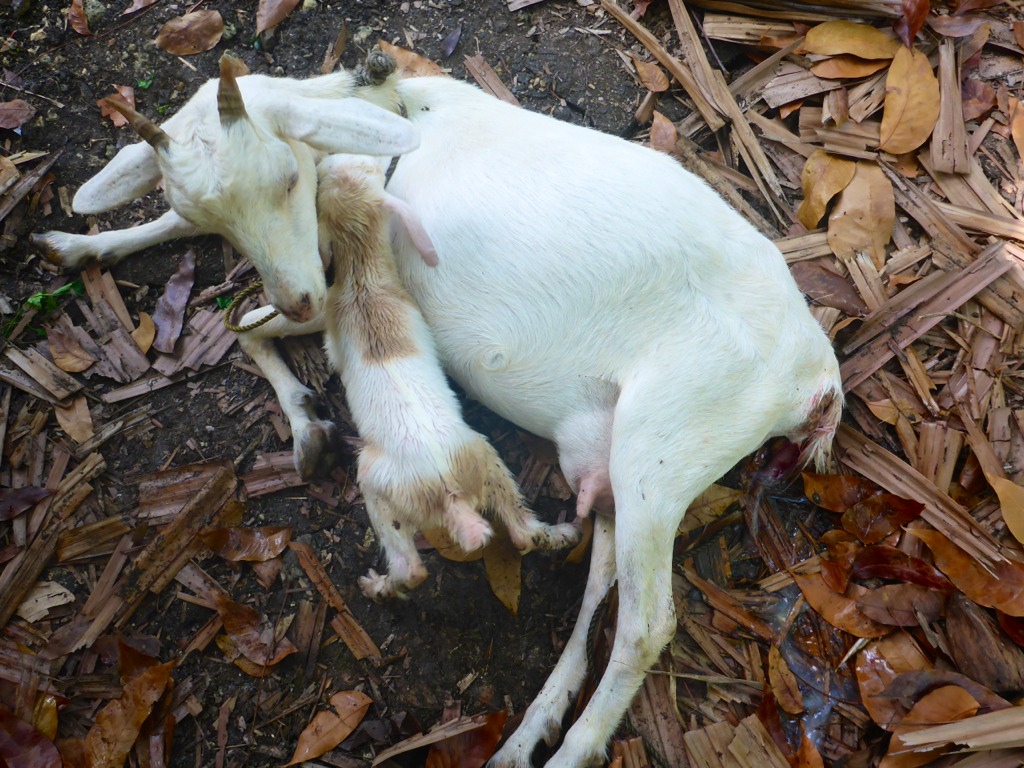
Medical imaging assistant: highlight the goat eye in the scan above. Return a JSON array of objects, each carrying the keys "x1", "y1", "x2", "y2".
[{"x1": 286, "y1": 174, "x2": 299, "y2": 192}]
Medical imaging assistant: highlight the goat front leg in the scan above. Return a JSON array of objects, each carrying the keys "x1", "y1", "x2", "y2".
[
  {"x1": 487, "y1": 515, "x2": 615, "y2": 768},
  {"x1": 32, "y1": 210, "x2": 204, "y2": 271},
  {"x1": 234, "y1": 307, "x2": 333, "y2": 480}
]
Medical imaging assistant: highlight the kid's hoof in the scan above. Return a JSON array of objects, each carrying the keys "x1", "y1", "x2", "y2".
[
  {"x1": 365, "y1": 48, "x2": 397, "y2": 84},
  {"x1": 294, "y1": 419, "x2": 341, "y2": 481},
  {"x1": 358, "y1": 569, "x2": 390, "y2": 600}
]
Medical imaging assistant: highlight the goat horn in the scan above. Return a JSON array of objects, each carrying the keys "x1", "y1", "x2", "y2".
[
  {"x1": 217, "y1": 53, "x2": 248, "y2": 124},
  {"x1": 102, "y1": 98, "x2": 170, "y2": 150}
]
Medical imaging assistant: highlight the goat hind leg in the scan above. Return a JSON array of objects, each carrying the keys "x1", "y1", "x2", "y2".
[
  {"x1": 358, "y1": 485, "x2": 428, "y2": 600},
  {"x1": 235, "y1": 308, "x2": 332, "y2": 480},
  {"x1": 487, "y1": 515, "x2": 615, "y2": 768},
  {"x1": 483, "y1": 457, "x2": 579, "y2": 553},
  {"x1": 445, "y1": 496, "x2": 493, "y2": 553},
  {"x1": 545, "y1": 377, "x2": 764, "y2": 767}
]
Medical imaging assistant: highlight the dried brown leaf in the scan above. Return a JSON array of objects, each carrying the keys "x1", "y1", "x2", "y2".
[
  {"x1": 131, "y1": 311, "x2": 155, "y2": 354},
  {"x1": 946, "y1": 593, "x2": 1024, "y2": 693},
  {"x1": 856, "y1": 584, "x2": 944, "y2": 626},
  {"x1": 214, "y1": 593, "x2": 297, "y2": 667},
  {"x1": 67, "y1": 0, "x2": 92, "y2": 35},
  {"x1": 0, "y1": 99, "x2": 36, "y2": 130},
  {"x1": 796, "y1": 729, "x2": 825, "y2": 768},
  {"x1": 957, "y1": 0, "x2": 1006, "y2": 12},
  {"x1": 928, "y1": 13, "x2": 989, "y2": 37},
  {"x1": 803, "y1": 473, "x2": 881, "y2": 513},
  {"x1": 851, "y1": 545, "x2": 954, "y2": 592},
  {"x1": 256, "y1": 0, "x2": 300, "y2": 35},
  {"x1": 152, "y1": 249, "x2": 195, "y2": 354},
  {"x1": 200, "y1": 526, "x2": 292, "y2": 562},
  {"x1": 797, "y1": 149, "x2": 857, "y2": 230},
  {"x1": 31, "y1": 696, "x2": 59, "y2": 743},
  {"x1": 47, "y1": 329, "x2": 97, "y2": 372},
  {"x1": 809, "y1": 56, "x2": 890, "y2": 80},
  {"x1": 121, "y1": 0, "x2": 157, "y2": 15},
  {"x1": 421, "y1": 528, "x2": 484, "y2": 562},
  {"x1": 882, "y1": 686, "x2": 979, "y2": 768},
  {"x1": 649, "y1": 110, "x2": 677, "y2": 156},
  {"x1": 821, "y1": 529, "x2": 858, "y2": 592},
  {"x1": 155, "y1": 11, "x2": 224, "y2": 56},
  {"x1": 768, "y1": 645, "x2": 805, "y2": 714},
  {"x1": 0, "y1": 486, "x2": 51, "y2": 521},
  {"x1": 880, "y1": 669, "x2": 1010, "y2": 713},
  {"x1": 54, "y1": 395, "x2": 94, "y2": 443},
  {"x1": 284, "y1": 691, "x2": 372, "y2": 766},
  {"x1": 879, "y1": 46, "x2": 940, "y2": 154},
  {"x1": 84, "y1": 661, "x2": 175, "y2": 767},
  {"x1": 962, "y1": 78, "x2": 996, "y2": 121},
  {"x1": 841, "y1": 493, "x2": 924, "y2": 544},
  {"x1": 827, "y1": 161, "x2": 895, "y2": 266},
  {"x1": 894, "y1": 0, "x2": 930, "y2": 48},
  {"x1": 997, "y1": 611, "x2": 1024, "y2": 648},
  {"x1": 1009, "y1": 97, "x2": 1024, "y2": 163},
  {"x1": 482, "y1": 535, "x2": 521, "y2": 616},
  {"x1": 0, "y1": 706, "x2": 62, "y2": 768},
  {"x1": 908, "y1": 529, "x2": 1024, "y2": 616},
  {"x1": 790, "y1": 262, "x2": 869, "y2": 316},
  {"x1": 630, "y1": 55, "x2": 668, "y2": 92},
  {"x1": 804, "y1": 20, "x2": 900, "y2": 60},
  {"x1": 791, "y1": 571, "x2": 891, "y2": 638},
  {"x1": 425, "y1": 709, "x2": 507, "y2": 768},
  {"x1": 378, "y1": 40, "x2": 445, "y2": 78},
  {"x1": 856, "y1": 633, "x2": 932, "y2": 729},
  {"x1": 98, "y1": 86, "x2": 135, "y2": 128},
  {"x1": 985, "y1": 475, "x2": 1024, "y2": 547}
]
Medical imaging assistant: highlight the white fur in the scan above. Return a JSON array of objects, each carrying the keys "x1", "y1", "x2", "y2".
[
  {"x1": 35, "y1": 68, "x2": 418, "y2": 323},
  {"x1": 36, "y1": 66, "x2": 842, "y2": 767}
]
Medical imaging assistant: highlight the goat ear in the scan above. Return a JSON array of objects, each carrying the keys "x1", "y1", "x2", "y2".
[
  {"x1": 72, "y1": 142, "x2": 162, "y2": 214},
  {"x1": 279, "y1": 97, "x2": 419, "y2": 156}
]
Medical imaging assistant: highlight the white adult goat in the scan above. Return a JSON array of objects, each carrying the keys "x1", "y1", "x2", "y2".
[{"x1": 35, "y1": 54, "x2": 842, "y2": 768}]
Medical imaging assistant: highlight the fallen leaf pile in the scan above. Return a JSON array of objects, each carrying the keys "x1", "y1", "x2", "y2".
[{"x1": 5, "y1": 0, "x2": 1024, "y2": 766}]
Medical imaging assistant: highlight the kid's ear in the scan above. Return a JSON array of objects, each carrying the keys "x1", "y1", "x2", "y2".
[
  {"x1": 277, "y1": 97, "x2": 419, "y2": 157},
  {"x1": 72, "y1": 142, "x2": 162, "y2": 214},
  {"x1": 381, "y1": 192, "x2": 438, "y2": 267}
]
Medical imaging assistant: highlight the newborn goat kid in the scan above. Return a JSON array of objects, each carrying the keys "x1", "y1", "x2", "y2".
[{"x1": 316, "y1": 156, "x2": 579, "y2": 599}]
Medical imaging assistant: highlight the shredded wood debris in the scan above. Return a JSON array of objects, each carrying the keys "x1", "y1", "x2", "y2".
[{"x1": 5, "y1": 1, "x2": 1024, "y2": 767}]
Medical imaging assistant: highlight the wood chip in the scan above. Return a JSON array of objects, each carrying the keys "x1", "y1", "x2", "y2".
[{"x1": 288, "y1": 541, "x2": 380, "y2": 662}]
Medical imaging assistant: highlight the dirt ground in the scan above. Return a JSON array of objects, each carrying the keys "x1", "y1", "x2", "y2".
[{"x1": 1, "y1": 1, "x2": 680, "y2": 766}]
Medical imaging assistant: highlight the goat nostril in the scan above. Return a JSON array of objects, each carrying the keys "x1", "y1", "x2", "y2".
[{"x1": 300, "y1": 293, "x2": 311, "y2": 307}]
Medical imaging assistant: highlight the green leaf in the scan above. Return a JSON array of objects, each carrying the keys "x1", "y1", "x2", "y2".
[
  {"x1": 215, "y1": 295, "x2": 232, "y2": 309},
  {"x1": 137, "y1": 76, "x2": 155, "y2": 89}
]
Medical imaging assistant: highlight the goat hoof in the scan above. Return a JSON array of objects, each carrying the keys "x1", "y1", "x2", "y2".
[
  {"x1": 549, "y1": 522, "x2": 582, "y2": 550},
  {"x1": 365, "y1": 48, "x2": 396, "y2": 84},
  {"x1": 454, "y1": 517, "x2": 493, "y2": 553},
  {"x1": 294, "y1": 419, "x2": 340, "y2": 481},
  {"x1": 30, "y1": 233, "x2": 66, "y2": 267},
  {"x1": 358, "y1": 569, "x2": 389, "y2": 600}
]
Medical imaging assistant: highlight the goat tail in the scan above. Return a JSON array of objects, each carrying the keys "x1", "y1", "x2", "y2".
[{"x1": 799, "y1": 376, "x2": 844, "y2": 473}]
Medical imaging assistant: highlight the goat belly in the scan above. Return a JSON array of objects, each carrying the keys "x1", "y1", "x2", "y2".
[{"x1": 386, "y1": 77, "x2": 825, "y2": 441}]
